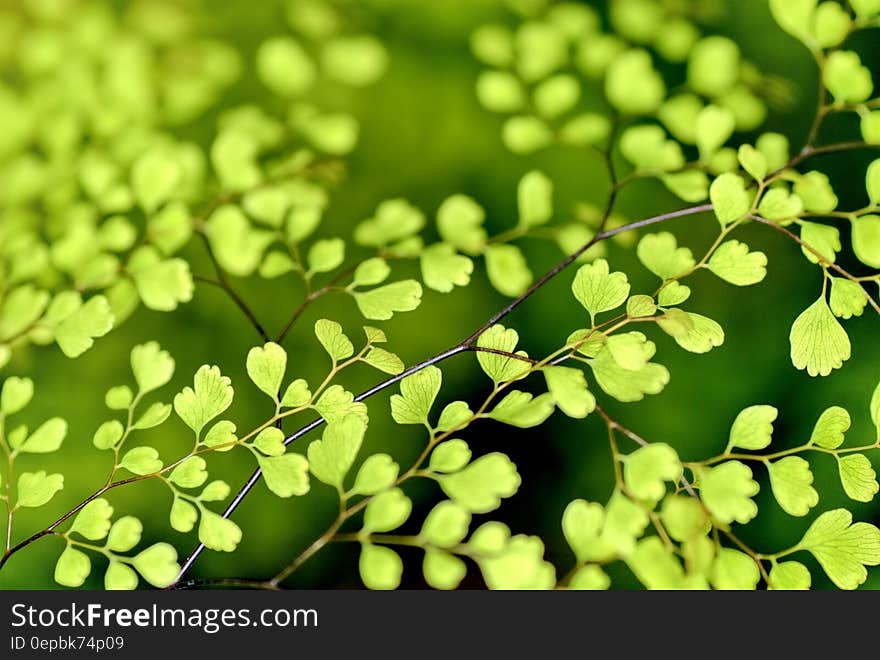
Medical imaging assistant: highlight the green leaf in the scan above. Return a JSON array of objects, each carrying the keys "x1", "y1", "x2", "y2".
[
  {"x1": 562, "y1": 499, "x2": 604, "y2": 562},
  {"x1": 695, "y1": 105, "x2": 736, "y2": 160},
  {"x1": 281, "y1": 379, "x2": 311, "y2": 408},
  {"x1": 794, "y1": 171, "x2": 838, "y2": 214},
  {"x1": 205, "y1": 205, "x2": 274, "y2": 276},
  {"x1": 637, "y1": 233, "x2": 695, "y2": 280},
  {"x1": 768, "y1": 456, "x2": 819, "y2": 516},
  {"x1": 173, "y1": 365, "x2": 234, "y2": 436},
  {"x1": 307, "y1": 238, "x2": 345, "y2": 275},
  {"x1": 314, "y1": 385, "x2": 368, "y2": 424},
  {"x1": 810, "y1": 406, "x2": 850, "y2": 449},
  {"x1": 170, "y1": 498, "x2": 197, "y2": 533},
  {"x1": 799, "y1": 221, "x2": 840, "y2": 264},
  {"x1": 131, "y1": 148, "x2": 180, "y2": 214},
  {"x1": 256, "y1": 36, "x2": 315, "y2": 96},
  {"x1": 0, "y1": 285, "x2": 49, "y2": 339},
  {"x1": 738, "y1": 144, "x2": 768, "y2": 182},
  {"x1": 862, "y1": 112, "x2": 880, "y2": 144},
  {"x1": 468, "y1": 521, "x2": 510, "y2": 555},
  {"x1": 852, "y1": 215, "x2": 880, "y2": 268},
  {"x1": 659, "y1": 311, "x2": 725, "y2": 354},
  {"x1": 131, "y1": 401, "x2": 170, "y2": 431},
  {"x1": 359, "y1": 543, "x2": 403, "y2": 590},
  {"x1": 246, "y1": 342, "x2": 287, "y2": 400},
  {"x1": 623, "y1": 444, "x2": 682, "y2": 503},
  {"x1": 130, "y1": 253, "x2": 194, "y2": 312},
  {"x1": 619, "y1": 125, "x2": 684, "y2": 171},
  {"x1": 258, "y1": 453, "x2": 310, "y2": 497},
  {"x1": 871, "y1": 380, "x2": 880, "y2": 437},
  {"x1": 105, "y1": 562, "x2": 138, "y2": 591},
  {"x1": 93, "y1": 421, "x2": 124, "y2": 450},
  {"x1": 813, "y1": 1, "x2": 852, "y2": 48},
  {"x1": 829, "y1": 278, "x2": 868, "y2": 319},
  {"x1": 105, "y1": 386, "x2": 133, "y2": 410},
  {"x1": 707, "y1": 240, "x2": 768, "y2": 286},
  {"x1": 484, "y1": 244, "x2": 533, "y2": 297},
  {"x1": 533, "y1": 74, "x2": 580, "y2": 118},
  {"x1": 662, "y1": 171, "x2": 710, "y2": 203},
  {"x1": 559, "y1": 113, "x2": 612, "y2": 147},
  {"x1": 53, "y1": 295, "x2": 114, "y2": 358},
  {"x1": 698, "y1": 461, "x2": 760, "y2": 524},
  {"x1": 353, "y1": 280, "x2": 423, "y2": 320},
  {"x1": 119, "y1": 447, "x2": 163, "y2": 475},
  {"x1": 390, "y1": 366, "x2": 441, "y2": 426},
  {"x1": 70, "y1": 499, "x2": 114, "y2": 541},
  {"x1": 420, "y1": 244, "x2": 473, "y2": 293},
  {"x1": 571, "y1": 259, "x2": 630, "y2": 320},
  {"x1": 660, "y1": 495, "x2": 708, "y2": 542},
  {"x1": 627, "y1": 537, "x2": 687, "y2": 590},
  {"x1": 55, "y1": 547, "x2": 91, "y2": 588},
  {"x1": 429, "y1": 440, "x2": 472, "y2": 474},
  {"x1": 605, "y1": 49, "x2": 665, "y2": 115},
  {"x1": 322, "y1": 34, "x2": 387, "y2": 85},
  {"x1": 351, "y1": 454, "x2": 399, "y2": 496},
  {"x1": 488, "y1": 391, "x2": 555, "y2": 428},
  {"x1": 837, "y1": 454, "x2": 879, "y2": 502},
  {"x1": 363, "y1": 487, "x2": 412, "y2": 532},
  {"x1": 421, "y1": 501, "x2": 471, "y2": 548},
  {"x1": 353, "y1": 258, "x2": 391, "y2": 287},
  {"x1": 362, "y1": 348, "x2": 404, "y2": 375},
  {"x1": 769, "y1": 561, "x2": 812, "y2": 590},
  {"x1": 789, "y1": 296, "x2": 851, "y2": 377},
  {"x1": 17, "y1": 471, "x2": 64, "y2": 508},
  {"x1": 543, "y1": 366, "x2": 596, "y2": 419},
  {"x1": 798, "y1": 509, "x2": 880, "y2": 590},
  {"x1": 200, "y1": 481, "x2": 230, "y2": 502},
  {"x1": 518, "y1": 170, "x2": 553, "y2": 227},
  {"x1": 132, "y1": 543, "x2": 180, "y2": 588},
  {"x1": 476, "y1": 70, "x2": 525, "y2": 112},
  {"x1": 710, "y1": 548, "x2": 760, "y2": 590},
  {"x1": 479, "y1": 534, "x2": 556, "y2": 590},
  {"x1": 687, "y1": 36, "x2": 740, "y2": 97},
  {"x1": 476, "y1": 325, "x2": 530, "y2": 384},
  {"x1": 253, "y1": 426, "x2": 287, "y2": 456},
  {"x1": 198, "y1": 511, "x2": 242, "y2": 553},
  {"x1": 436, "y1": 195, "x2": 487, "y2": 254},
  {"x1": 823, "y1": 51, "x2": 873, "y2": 103},
  {"x1": 202, "y1": 420, "x2": 238, "y2": 452},
  {"x1": 355, "y1": 199, "x2": 425, "y2": 247},
  {"x1": 588, "y1": 346, "x2": 670, "y2": 403},
  {"x1": 866, "y1": 160, "x2": 880, "y2": 205},
  {"x1": 307, "y1": 414, "x2": 366, "y2": 488},
  {"x1": 168, "y1": 456, "x2": 208, "y2": 489},
  {"x1": 657, "y1": 281, "x2": 691, "y2": 306},
  {"x1": 18, "y1": 418, "x2": 66, "y2": 453},
  {"x1": 627, "y1": 295, "x2": 657, "y2": 318},
  {"x1": 758, "y1": 188, "x2": 804, "y2": 221},
  {"x1": 710, "y1": 173, "x2": 753, "y2": 226},
  {"x1": 148, "y1": 202, "x2": 193, "y2": 255},
  {"x1": 439, "y1": 453, "x2": 520, "y2": 514},
  {"x1": 769, "y1": 0, "x2": 818, "y2": 45},
  {"x1": 314, "y1": 319, "x2": 354, "y2": 363},
  {"x1": 106, "y1": 517, "x2": 142, "y2": 553},
  {"x1": 727, "y1": 404, "x2": 778, "y2": 452},
  {"x1": 1, "y1": 377, "x2": 33, "y2": 415},
  {"x1": 423, "y1": 550, "x2": 467, "y2": 590},
  {"x1": 568, "y1": 565, "x2": 611, "y2": 590},
  {"x1": 130, "y1": 342, "x2": 175, "y2": 394},
  {"x1": 851, "y1": 0, "x2": 880, "y2": 17}
]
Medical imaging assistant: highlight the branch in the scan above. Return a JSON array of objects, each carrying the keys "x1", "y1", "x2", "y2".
[
  {"x1": 173, "y1": 202, "x2": 714, "y2": 582},
  {"x1": 750, "y1": 215, "x2": 880, "y2": 315}
]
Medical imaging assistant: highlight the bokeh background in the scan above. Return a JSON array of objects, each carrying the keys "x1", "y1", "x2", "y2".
[{"x1": 2, "y1": 0, "x2": 879, "y2": 589}]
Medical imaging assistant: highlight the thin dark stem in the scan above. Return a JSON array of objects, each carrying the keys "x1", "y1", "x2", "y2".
[
  {"x1": 770, "y1": 141, "x2": 880, "y2": 180},
  {"x1": 173, "y1": 203, "x2": 714, "y2": 583},
  {"x1": 196, "y1": 233, "x2": 270, "y2": 343}
]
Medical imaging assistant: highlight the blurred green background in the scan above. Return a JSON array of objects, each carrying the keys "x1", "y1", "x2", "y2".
[{"x1": 1, "y1": 0, "x2": 879, "y2": 589}]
